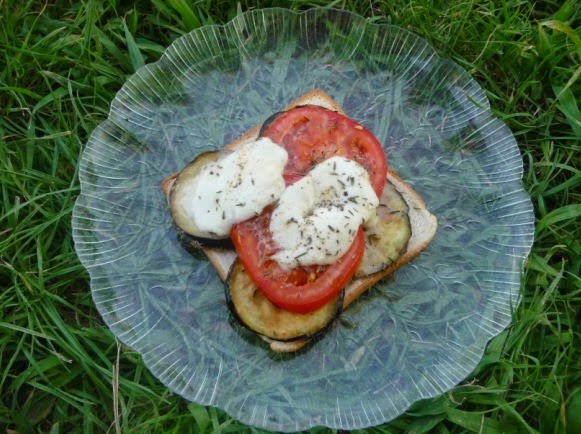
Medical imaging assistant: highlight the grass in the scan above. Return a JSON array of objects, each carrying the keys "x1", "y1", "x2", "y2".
[{"x1": 0, "y1": 0, "x2": 579, "y2": 432}]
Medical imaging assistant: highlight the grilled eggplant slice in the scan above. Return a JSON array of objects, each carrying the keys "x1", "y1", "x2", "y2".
[
  {"x1": 356, "y1": 180, "x2": 412, "y2": 277},
  {"x1": 226, "y1": 259, "x2": 343, "y2": 342},
  {"x1": 169, "y1": 150, "x2": 233, "y2": 248},
  {"x1": 226, "y1": 179, "x2": 413, "y2": 344}
]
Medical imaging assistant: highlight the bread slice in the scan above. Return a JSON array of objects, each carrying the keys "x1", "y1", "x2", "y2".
[{"x1": 162, "y1": 89, "x2": 437, "y2": 352}]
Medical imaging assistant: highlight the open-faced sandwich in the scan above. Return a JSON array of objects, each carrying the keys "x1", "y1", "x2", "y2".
[{"x1": 161, "y1": 90, "x2": 437, "y2": 352}]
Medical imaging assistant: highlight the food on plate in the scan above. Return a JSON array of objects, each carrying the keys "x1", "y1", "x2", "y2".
[{"x1": 162, "y1": 89, "x2": 437, "y2": 352}]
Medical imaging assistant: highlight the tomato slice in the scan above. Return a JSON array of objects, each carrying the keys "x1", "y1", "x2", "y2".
[
  {"x1": 231, "y1": 106, "x2": 387, "y2": 314},
  {"x1": 261, "y1": 105, "x2": 388, "y2": 196},
  {"x1": 231, "y1": 206, "x2": 365, "y2": 314}
]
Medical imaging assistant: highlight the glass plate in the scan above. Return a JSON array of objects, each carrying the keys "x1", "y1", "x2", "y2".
[{"x1": 72, "y1": 8, "x2": 534, "y2": 432}]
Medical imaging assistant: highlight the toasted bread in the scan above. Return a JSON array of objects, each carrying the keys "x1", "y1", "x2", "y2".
[{"x1": 162, "y1": 89, "x2": 437, "y2": 352}]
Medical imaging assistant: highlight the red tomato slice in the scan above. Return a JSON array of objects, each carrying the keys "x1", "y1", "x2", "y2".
[
  {"x1": 261, "y1": 105, "x2": 388, "y2": 196},
  {"x1": 232, "y1": 106, "x2": 387, "y2": 314},
  {"x1": 231, "y1": 206, "x2": 365, "y2": 314}
]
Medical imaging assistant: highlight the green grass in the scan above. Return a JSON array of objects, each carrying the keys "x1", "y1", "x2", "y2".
[{"x1": 1, "y1": 0, "x2": 580, "y2": 433}]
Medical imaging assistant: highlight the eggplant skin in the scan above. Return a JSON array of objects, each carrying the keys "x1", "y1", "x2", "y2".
[
  {"x1": 177, "y1": 231, "x2": 233, "y2": 256},
  {"x1": 258, "y1": 110, "x2": 284, "y2": 137},
  {"x1": 169, "y1": 150, "x2": 232, "y2": 248},
  {"x1": 225, "y1": 259, "x2": 344, "y2": 342}
]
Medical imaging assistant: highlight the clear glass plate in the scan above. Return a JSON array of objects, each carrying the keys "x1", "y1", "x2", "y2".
[{"x1": 72, "y1": 8, "x2": 534, "y2": 432}]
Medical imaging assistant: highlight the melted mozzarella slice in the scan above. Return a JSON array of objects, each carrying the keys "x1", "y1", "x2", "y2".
[
  {"x1": 180, "y1": 137, "x2": 288, "y2": 236},
  {"x1": 270, "y1": 156, "x2": 379, "y2": 268}
]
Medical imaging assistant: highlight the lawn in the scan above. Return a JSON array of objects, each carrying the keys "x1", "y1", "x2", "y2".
[{"x1": 1, "y1": 0, "x2": 580, "y2": 433}]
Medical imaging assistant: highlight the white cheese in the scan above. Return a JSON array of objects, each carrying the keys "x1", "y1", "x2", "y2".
[
  {"x1": 270, "y1": 156, "x2": 379, "y2": 268},
  {"x1": 180, "y1": 137, "x2": 288, "y2": 236}
]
